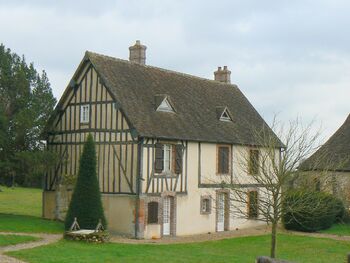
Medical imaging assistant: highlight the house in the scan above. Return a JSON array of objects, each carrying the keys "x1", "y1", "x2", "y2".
[
  {"x1": 42, "y1": 40, "x2": 282, "y2": 238},
  {"x1": 300, "y1": 114, "x2": 350, "y2": 207}
]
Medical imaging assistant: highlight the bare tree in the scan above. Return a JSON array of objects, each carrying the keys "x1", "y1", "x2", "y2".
[{"x1": 210, "y1": 116, "x2": 324, "y2": 258}]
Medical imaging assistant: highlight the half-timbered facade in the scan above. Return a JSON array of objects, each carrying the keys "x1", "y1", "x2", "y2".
[{"x1": 43, "y1": 41, "x2": 282, "y2": 238}]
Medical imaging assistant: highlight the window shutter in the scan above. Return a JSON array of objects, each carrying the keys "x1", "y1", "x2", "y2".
[
  {"x1": 148, "y1": 202, "x2": 159, "y2": 224},
  {"x1": 155, "y1": 143, "x2": 164, "y2": 173},
  {"x1": 223, "y1": 148, "x2": 228, "y2": 173},
  {"x1": 248, "y1": 191, "x2": 258, "y2": 219},
  {"x1": 219, "y1": 148, "x2": 224, "y2": 173},
  {"x1": 249, "y1": 149, "x2": 259, "y2": 175},
  {"x1": 175, "y1": 144, "x2": 183, "y2": 174},
  {"x1": 218, "y1": 147, "x2": 229, "y2": 174}
]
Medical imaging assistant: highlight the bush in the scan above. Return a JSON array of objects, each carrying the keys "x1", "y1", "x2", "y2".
[
  {"x1": 334, "y1": 198, "x2": 346, "y2": 223},
  {"x1": 64, "y1": 134, "x2": 107, "y2": 231},
  {"x1": 341, "y1": 211, "x2": 350, "y2": 224},
  {"x1": 282, "y1": 190, "x2": 345, "y2": 232}
]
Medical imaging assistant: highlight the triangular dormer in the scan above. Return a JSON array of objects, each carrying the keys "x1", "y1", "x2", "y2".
[
  {"x1": 219, "y1": 107, "x2": 232, "y2": 122},
  {"x1": 156, "y1": 96, "x2": 175, "y2": 113}
]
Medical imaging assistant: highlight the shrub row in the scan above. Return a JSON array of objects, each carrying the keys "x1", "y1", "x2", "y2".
[{"x1": 282, "y1": 190, "x2": 345, "y2": 232}]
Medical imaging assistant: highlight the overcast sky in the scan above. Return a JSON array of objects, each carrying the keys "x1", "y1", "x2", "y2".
[{"x1": 0, "y1": 0, "x2": 349, "y2": 142}]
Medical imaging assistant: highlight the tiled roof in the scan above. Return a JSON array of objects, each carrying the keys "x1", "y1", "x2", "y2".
[{"x1": 300, "y1": 114, "x2": 350, "y2": 171}]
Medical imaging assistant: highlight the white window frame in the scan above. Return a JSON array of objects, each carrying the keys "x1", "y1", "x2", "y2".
[
  {"x1": 220, "y1": 108, "x2": 232, "y2": 122},
  {"x1": 163, "y1": 144, "x2": 172, "y2": 172},
  {"x1": 157, "y1": 97, "x2": 174, "y2": 113},
  {"x1": 80, "y1": 104, "x2": 90, "y2": 123}
]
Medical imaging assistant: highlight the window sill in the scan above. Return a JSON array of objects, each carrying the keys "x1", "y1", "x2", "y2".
[
  {"x1": 200, "y1": 211, "x2": 211, "y2": 215},
  {"x1": 216, "y1": 173, "x2": 230, "y2": 176},
  {"x1": 153, "y1": 171, "x2": 178, "y2": 178}
]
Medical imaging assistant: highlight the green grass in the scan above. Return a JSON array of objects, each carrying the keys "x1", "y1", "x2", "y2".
[
  {"x1": 0, "y1": 186, "x2": 64, "y2": 233},
  {"x1": 0, "y1": 214, "x2": 63, "y2": 234},
  {"x1": 2, "y1": 187, "x2": 350, "y2": 262},
  {"x1": 0, "y1": 234, "x2": 40, "y2": 247},
  {"x1": 8, "y1": 234, "x2": 350, "y2": 263},
  {"x1": 320, "y1": 223, "x2": 350, "y2": 236},
  {"x1": 0, "y1": 187, "x2": 42, "y2": 217}
]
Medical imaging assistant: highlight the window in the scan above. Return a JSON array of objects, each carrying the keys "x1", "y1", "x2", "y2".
[
  {"x1": 163, "y1": 144, "x2": 172, "y2": 172},
  {"x1": 148, "y1": 202, "x2": 159, "y2": 224},
  {"x1": 217, "y1": 145, "x2": 230, "y2": 174},
  {"x1": 155, "y1": 143, "x2": 183, "y2": 174},
  {"x1": 249, "y1": 149, "x2": 259, "y2": 175},
  {"x1": 200, "y1": 196, "x2": 211, "y2": 214},
  {"x1": 220, "y1": 108, "x2": 232, "y2": 122},
  {"x1": 156, "y1": 97, "x2": 174, "y2": 112},
  {"x1": 80, "y1": 104, "x2": 90, "y2": 123},
  {"x1": 248, "y1": 191, "x2": 258, "y2": 219}
]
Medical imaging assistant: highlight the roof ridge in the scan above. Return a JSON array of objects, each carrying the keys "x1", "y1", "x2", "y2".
[{"x1": 86, "y1": 50, "x2": 238, "y2": 88}]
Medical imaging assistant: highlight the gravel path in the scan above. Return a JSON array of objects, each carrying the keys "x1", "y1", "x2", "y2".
[
  {"x1": 0, "y1": 232, "x2": 62, "y2": 263},
  {"x1": 110, "y1": 225, "x2": 272, "y2": 244},
  {"x1": 283, "y1": 230, "x2": 350, "y2": 242}
]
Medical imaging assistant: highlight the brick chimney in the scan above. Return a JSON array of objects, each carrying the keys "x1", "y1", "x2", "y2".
[
  {"x1": 129, "y1": 40, "x2": 147, "y2": 65},
  {"x1": 214, "y1": 66, "x2": 231, "y2": 84}
]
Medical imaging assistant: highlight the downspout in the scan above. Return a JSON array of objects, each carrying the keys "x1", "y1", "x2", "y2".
[{"x1": 135, "y1": 137, "x2": 144, "y2": 239}]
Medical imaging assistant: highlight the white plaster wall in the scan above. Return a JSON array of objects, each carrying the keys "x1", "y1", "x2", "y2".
[
  {"x1": 201, "y1": 143, "x2": 223, "y2": 184},
  {"x1": 176, "y1": 142, "x2": 216, "y2": 235},
  {"x1": 176, "y1": 142, "x2": 270, "y2": 236},
  {"x1": 138, "y1": 141, "x2": 274, "y2": 237},
  {"x1": 144, "y1": 224, "x2": 161, "y2": 239}
]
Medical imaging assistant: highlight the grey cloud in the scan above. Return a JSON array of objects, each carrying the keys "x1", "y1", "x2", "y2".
[{"x1": 0, "y1": 0, "x2": 349, "y2": 141}]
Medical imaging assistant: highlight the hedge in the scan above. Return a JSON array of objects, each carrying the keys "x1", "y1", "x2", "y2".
[{"x1": 282, "y1": 190, "x2": 345, "y2": 232}]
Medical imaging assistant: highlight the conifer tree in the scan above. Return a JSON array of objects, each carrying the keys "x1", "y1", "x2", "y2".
[
  {"x1": 0, "y1": 44, "x2": 56, "y2": 186},
  {"x1": 65, "y1": 134, "x2": 107, "y2": 230}
]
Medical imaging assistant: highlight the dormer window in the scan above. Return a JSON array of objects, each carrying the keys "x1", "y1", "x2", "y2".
[
  {"x1": 155, "y1": 96, "x2": 175, "y2": 113},
  {"x1": 218, "y1": 107, "x2": 232, "y2": 122}
]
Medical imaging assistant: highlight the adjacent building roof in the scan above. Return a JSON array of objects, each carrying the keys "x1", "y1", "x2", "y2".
[
  {"x1": 48, "y1": 51, "x2": 283, "y2": 147},
  {"x1": 300, "y1": 114, "x2": 350, "y2": 172}
]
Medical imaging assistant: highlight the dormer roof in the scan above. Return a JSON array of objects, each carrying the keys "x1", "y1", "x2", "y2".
[{"x1": 155, "y1": 95, "x2": 175, "y2": 113}]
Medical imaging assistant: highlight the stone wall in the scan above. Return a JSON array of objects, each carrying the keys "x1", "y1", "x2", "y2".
[{"x1": 297, "y1": 171, "x2": 350, "y2": 208}]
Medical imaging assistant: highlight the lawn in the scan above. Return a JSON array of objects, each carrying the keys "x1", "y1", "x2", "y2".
[
  {"x1": 0, "y1": 214, "x2": 63, "y2": 234},
  {"x1": 0, "y1": 186, "x2": 64, "y2": 233},
  {"x1": 0, "y1": 187, "x2": 42, "y2": 217},
  {"x1": 2, "y1": 187, "x2": 350, "y2": 263},
  {"x1": 0, "y1": 235, "x2": 40, "y2": 247},
  {"x1": 8, "y1": 234, "x2": 350, "y2": 263},
  {"x1": 320, "y1": 223, "x2": 350, "y2": 236}
]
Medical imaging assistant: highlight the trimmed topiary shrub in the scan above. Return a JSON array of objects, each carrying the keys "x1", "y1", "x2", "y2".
[
  {"x1": 282, "y1": 190, "x2": 345, "y2": 232},
  {"x1": 64, "y1": 134, "x2": 107, "y2": 230}
]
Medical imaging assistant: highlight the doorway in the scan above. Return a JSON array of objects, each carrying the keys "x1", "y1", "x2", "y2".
[
  {"x1": 216, "y1": 192, "x2": 229, "y2": 231},
  {"x1": 163, "y1": 196, "x2": 172, "y2": 235}
]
